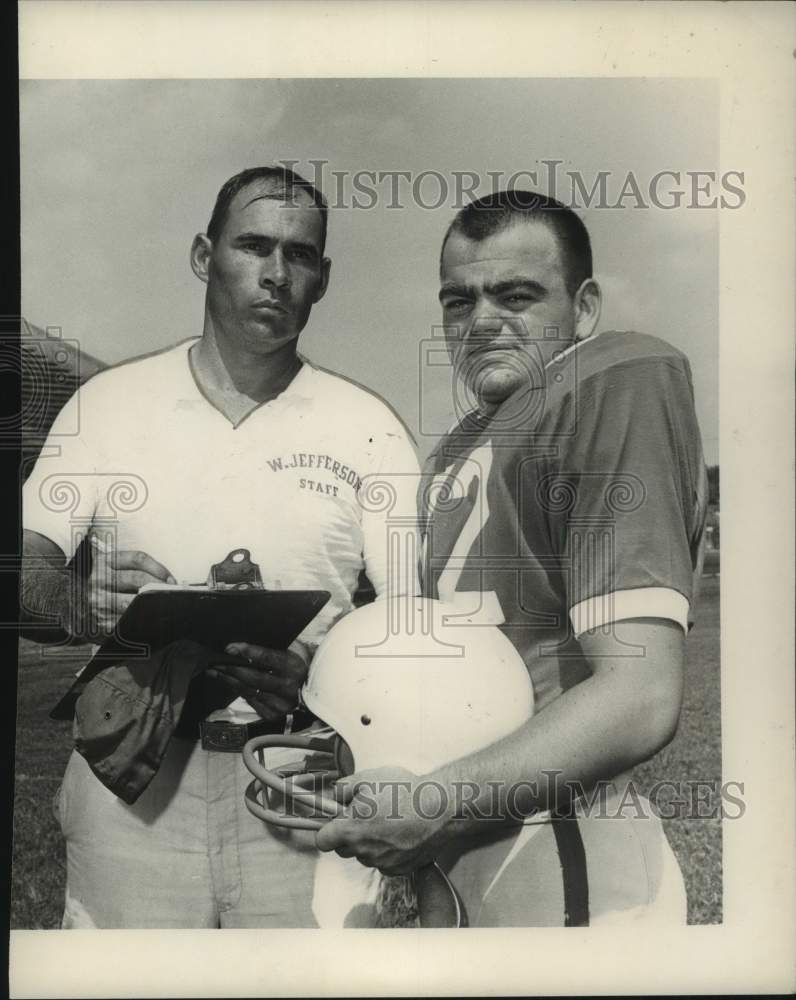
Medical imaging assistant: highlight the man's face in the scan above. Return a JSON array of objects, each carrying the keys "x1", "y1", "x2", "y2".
[
  {"x1": 439, "y1": 220, "x2": 577, "y2": 409},
  {"x1": 203, "y1": 181, "x2": 329, "y2": 354}
]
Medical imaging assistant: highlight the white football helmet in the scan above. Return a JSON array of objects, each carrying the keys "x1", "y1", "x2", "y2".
[
  {"x1": 242, "y1": 596, "x2": 535, "y2": 927},
  {"x1": 243, "y1": 596, "x2": 534, "y2": 825},
  {"x1": 303, "y1": 594, "x2": 534, "y2": 773}
]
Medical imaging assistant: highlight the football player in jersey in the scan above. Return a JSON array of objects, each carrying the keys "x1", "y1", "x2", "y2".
[{"x1": 316, "y1": 190, "x2": 708, "y2": 926}]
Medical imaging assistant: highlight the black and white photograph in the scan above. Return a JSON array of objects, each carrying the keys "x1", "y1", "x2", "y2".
[{"x1": 10, "y1": 2, "x2": 794, "y2": 997}]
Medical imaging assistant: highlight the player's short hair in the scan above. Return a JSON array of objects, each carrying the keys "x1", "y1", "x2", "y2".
[
  {"x1": 441, "y1": 190, "x2": 592, "y2": 297},
  {"x1": 207, "y1": 166, "x2": 328, "y2": 254}
]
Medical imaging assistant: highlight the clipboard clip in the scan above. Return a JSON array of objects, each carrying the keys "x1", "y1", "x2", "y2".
[{"x1": 207, "y1": 549, "x2": 264, "y2": 591}]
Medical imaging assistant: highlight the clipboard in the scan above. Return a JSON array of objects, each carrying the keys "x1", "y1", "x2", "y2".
[{"x1": 49, "y1": 586, "x2": 330, "y2": 721}]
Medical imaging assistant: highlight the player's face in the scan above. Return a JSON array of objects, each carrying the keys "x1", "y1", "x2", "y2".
[
  {"x1": 439, "y1": 221, "x2": 581, "y2": 409},
  {"x1": 199, "y1": 181, "x2": 330, "y2": 355}
]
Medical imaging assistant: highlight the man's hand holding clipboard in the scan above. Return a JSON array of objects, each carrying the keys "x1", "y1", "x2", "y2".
[
  {"x1": 86, "y1": 533, "x2": 178, "y2": 633},
  {"x1": 206, "y1": 642, "x2": 310, "y2": 723},
  {"x1": 51, "y1": 543, "x2": 329, "y2": 722}
]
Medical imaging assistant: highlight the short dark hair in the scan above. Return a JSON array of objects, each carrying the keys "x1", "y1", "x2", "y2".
[
  {"x1": 207, "y1": 166, "x2": 328, "y2": 254},
  {"x1": 441, "y1": 190, "x2": 592, "y2": 297}
]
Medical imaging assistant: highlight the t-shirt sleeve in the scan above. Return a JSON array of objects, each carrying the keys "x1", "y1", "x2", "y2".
[
  {"x1": 360, "y1": 418, "x2": 422, "y2": 600},
  {"x1": 543, "y1": 357, "x2": 707, "y2": 636},
  {"x1": 22, "y1": 385, "x2": 102, "y2": 559}
]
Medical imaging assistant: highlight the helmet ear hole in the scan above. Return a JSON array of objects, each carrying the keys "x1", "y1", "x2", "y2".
[{"x1": 334, "y1": 736, "x2": 355, "y2": 777}]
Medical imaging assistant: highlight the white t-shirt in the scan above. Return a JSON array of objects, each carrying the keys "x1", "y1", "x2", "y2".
[{"x1": 23, "y1": 338, "x2": 421, "y2": 651}]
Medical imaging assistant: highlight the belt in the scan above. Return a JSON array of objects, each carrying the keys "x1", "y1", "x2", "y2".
[{"x1": 178, "y1": 708, "x2": 317, "y2": 753}]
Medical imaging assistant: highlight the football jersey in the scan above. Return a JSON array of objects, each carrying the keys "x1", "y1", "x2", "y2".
[{"x1": 419, "y1": 331, "x2": 708, "y2": 712}]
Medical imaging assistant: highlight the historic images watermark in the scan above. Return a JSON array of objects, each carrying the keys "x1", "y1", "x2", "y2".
[
  {"x1": 285, "y1": 774, "x2": 745, "y2": 824},
  {"x1": 274, "y1": 159, "x2": 746, "y2": 212}
]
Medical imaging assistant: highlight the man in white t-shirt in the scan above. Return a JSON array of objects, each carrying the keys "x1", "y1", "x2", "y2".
[{"x1": 21, "y1": 166, "x2": 419, "y2": 928}]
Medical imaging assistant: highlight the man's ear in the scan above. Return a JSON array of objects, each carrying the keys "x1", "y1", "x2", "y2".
[
  {"x1": 573, "y1": 278, "x2": 602, "y2": 340},
  {"x1": 313, "y1": 256, "x2": 332, "y2": 303},
  {"x1": 190, "y1": 234, "x2": 212, "y2": 285}
]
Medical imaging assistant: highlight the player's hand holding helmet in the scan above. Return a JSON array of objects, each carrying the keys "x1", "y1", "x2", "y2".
[{"x1": 242, "y1": 594, "x2": 534, "y2": 926}]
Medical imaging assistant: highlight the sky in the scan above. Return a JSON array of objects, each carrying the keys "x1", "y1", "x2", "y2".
[{"x1": 20, "y1": 78, "x2": 718, "y2": 462}]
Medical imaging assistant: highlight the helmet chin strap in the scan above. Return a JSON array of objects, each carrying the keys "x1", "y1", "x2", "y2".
[{"x1": 241, "y1": 732, "x2": 468, "y2": 928}]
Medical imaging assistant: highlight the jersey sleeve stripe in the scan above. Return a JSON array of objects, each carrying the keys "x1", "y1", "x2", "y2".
[{"x1": 569, "y1": 587, "x2": 689, "y2": 637}]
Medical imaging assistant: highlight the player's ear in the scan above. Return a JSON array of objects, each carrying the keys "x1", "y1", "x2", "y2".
[
  {"x1": 190, "y1": 234, "x2": 213, "y2": 285},
  {"x1": 313, "y1": 256, "x2": 332, "y2": 303},
  {"x1": 573, "y1": 278, "x2": 601, "y2": 340}
]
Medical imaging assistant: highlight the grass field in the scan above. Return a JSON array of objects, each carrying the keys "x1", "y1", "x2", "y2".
[{"x1": 10, "y1": 575, "x2": 721, "y2": 928}]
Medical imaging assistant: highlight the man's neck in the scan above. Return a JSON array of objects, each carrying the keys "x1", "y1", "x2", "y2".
[{"x1": 190, "y1": 327, "x2": 302, "y2": 424}]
